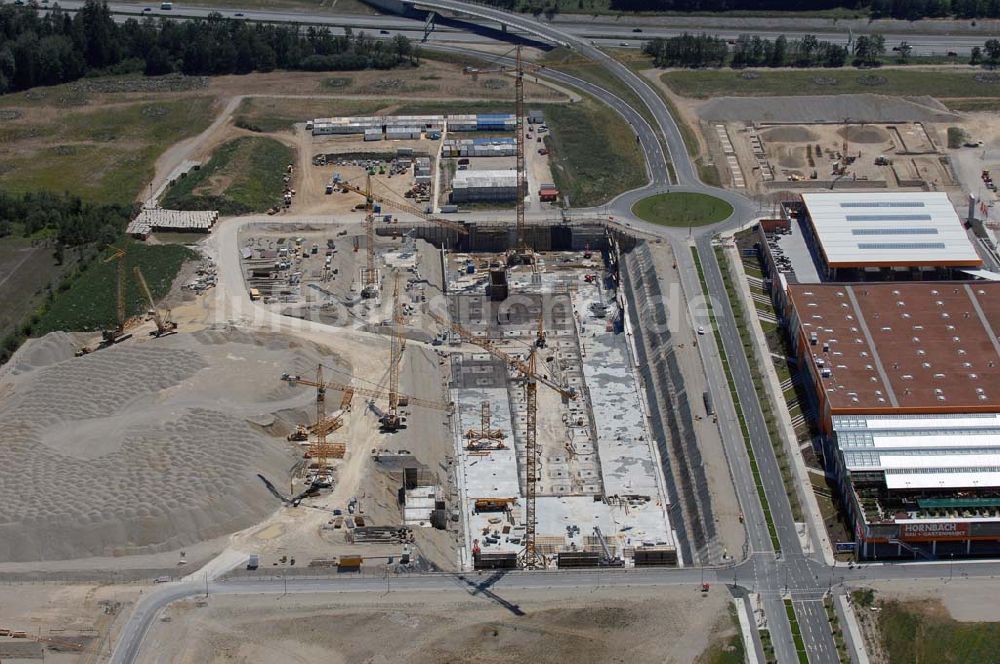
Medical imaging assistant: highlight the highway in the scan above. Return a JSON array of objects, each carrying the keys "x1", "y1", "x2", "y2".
[{"x1": 37, "y1": 0, "x2": 990, "y2": 54}]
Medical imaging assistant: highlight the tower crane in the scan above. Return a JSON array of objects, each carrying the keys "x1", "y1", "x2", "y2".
[
  {"x1": 383, "y1": 271, "x2": 406, "y2": 432},
  {"x1": 429, "y1": 310, "x2": 575, "y2": 568},
  {"x1": 133, "y1": 266, "x2": 177, "y2": 337},
  {"x1": 463, "y1": 45, "x2": 537, "y2": 265},
  {"x1": 465, "y1": 401, "x2": 506, "y2": 451},
  {"x1": 281, "y1": 364, "x2": 346, "y2": 469},
  {"x1": 338, "y1": 176, "x2": 467, "y2": 299},
  {"x1": 281, "y1": 372, "x2": 453, "y2": 435},
  {"x1": 337, "y1": 179, "x2": 469, "y2": 235}
]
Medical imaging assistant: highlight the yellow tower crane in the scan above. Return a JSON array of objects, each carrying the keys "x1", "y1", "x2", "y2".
[
  {"x1": 429, "y1": 310, "x2": 575, "y2": 568},
  {"x1": 383, "y1": 271, "x2": 407, "y2": 432},
  {"x1": 462, "y1": 45, "x2": 538, "y2": 265}
]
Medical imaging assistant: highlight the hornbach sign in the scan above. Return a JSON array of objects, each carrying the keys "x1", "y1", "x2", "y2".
[{"x1": 900, "y1": 522, "x2": 970, "y2": 541}]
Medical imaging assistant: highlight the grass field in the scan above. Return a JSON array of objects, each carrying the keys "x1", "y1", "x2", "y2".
[
  {"x1": 400, "y1": 96, "x2": 645, "y2": 207},
  {"x1": 34, "y1": 241, "x2": 195, "y2": 335},
  {"x1": 661, "y1": 68, "x2": 1000, "y2": 99},
  {"x1": 394, "y1": 101, "x2": 517, "y2": 115},
  {"x1": 162, "y1": 136, "x2": 294, "y2": 215},
  {"x1": 543, "y1": 97, "x2": 646, "y2": 207},
  {"x1": 0, "y1": 96, "x2": 218, "y2": 206},
  {"x1": 944, "y1": 98, "x2": 1000, "y2": 112},
  {"x1": 0, "y1": 237, "x2": 76, "y2": 340},
  {"x1": 877, "y1": 600, "x2": 1000, "y2": 664},
  {"x1": 633, "y1": 192, "x2": 732, "y2": 227},
  {"x1": 235, "y1": 97, "x2": 391, "y2": 134},
  {"x1": 541, "y1": 48, "x2": 658, "y2": 129}
]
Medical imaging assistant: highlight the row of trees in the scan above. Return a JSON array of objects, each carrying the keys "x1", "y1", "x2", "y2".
[
  {"x1": 643, "y1": 33, "x2": 864, "y2": 68},
  {"x1": 0, "y1": 192, "x2": 132, "y2": 248},
  {"x1": 483, "y1": 0, "x2": 1000, "y2": 18},
  {"x1": 870, "y1": 0, "x2": 1000, "y2": 19},
  {"x1": 645, "y1": 32, "x2": 1000, "y2": 69},
  {"x1": 0, "y1": 0, "x2": 417, "y2": 94},
  {"x1": 607, "y1": 0, "x2": 860, "y2": 10}
]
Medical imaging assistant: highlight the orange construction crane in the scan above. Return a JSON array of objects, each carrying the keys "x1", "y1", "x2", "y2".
[
  {"x1": 133, "y1": 266, "x2": 177, "y2": 337},
  {"x1": 281, "y1": 371, "x2": 452, "y2": 430},
  {"x1": 429, "y1": 310, "x2": 574, "y2": 568},
  {"x1": 282, "y1": 365, "x2": 345, "y2": 468}
]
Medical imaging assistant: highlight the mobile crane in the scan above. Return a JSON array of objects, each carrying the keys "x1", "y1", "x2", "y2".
[{"x1": 133, "y1": 266, "x2": 177, "y2": 337}]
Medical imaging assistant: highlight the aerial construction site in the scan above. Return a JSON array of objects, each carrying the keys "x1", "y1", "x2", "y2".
[{"x1": 0, "y1": 42, "x2": 747, "y2": 664}]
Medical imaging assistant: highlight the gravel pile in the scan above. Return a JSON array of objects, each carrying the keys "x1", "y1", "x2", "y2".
[{"x1": 0, "y1": 330, "x2": 339, "y2": 562}]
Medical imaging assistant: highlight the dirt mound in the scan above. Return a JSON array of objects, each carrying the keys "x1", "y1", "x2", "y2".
[
  {"x1": 0, "y1": 330, "x2": 345, "y2": 562},
  {"x1": 840, "y1": 125, "x2": 889, "y2": 144},
  {"x1": 763, "y1": 126, "x2": 817, "y2": 143}
]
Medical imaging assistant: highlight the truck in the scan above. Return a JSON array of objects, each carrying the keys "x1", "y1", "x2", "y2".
[
  {"x1": 160, "y1": 1, "x2": 173, "y2": 8},
  {"x1": 246, "y1": 553, "x2": 260, "y2": 570},
  {"x1": 440, "y1": 204, "x2": 459, "y2": 214},
  {"x1": 337, "y1": 555, "x2": 362, "y2": 572}
]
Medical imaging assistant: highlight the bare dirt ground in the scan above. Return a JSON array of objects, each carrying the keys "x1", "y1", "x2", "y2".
[
  {"x1": 858, "y1": 577, "x2": 1000, "y2": 623},
  {"x1": 141, "y1": 585, "x2": 729, "y2": 664},
  {"x1": 0, "y1": 583, "x2": 143, "y2": 663},
  {"x1": 648, "y1": 241, "x2": 746, "y2": 563}
]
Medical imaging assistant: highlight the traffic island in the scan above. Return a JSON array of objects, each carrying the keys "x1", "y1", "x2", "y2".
[{"x1": 632, "y1": 192, "x2": 733, "y2": 228}]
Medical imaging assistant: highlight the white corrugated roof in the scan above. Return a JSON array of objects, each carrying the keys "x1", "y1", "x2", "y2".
[
  {"x1": 841, "y1": 414, "x2": 1000, "y2": 430},
  {"x1": 872, "y1": 433, "x2": 1000, "y2": 449},
  {"x1": 453, "y1": 169, "x2": 517, "y2": 189},
  {"x1": 881, "y1": 453, "x2": 1000, "y2": 470},
  {"x1": 801, "y1": 192, "x2": 981, "y2": 268}
]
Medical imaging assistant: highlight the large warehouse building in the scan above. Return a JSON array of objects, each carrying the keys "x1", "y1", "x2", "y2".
[
  {"x1": 784, "y1": 282, "x2": 1000, "y2": 558},
  {"x1": 766, "y1": 192, "x2": 984, "y2": 283},
  {"x1": 800, "y1": 192, "x2": 983, "y2": 279},
  {"x1": 450, "y1": 170, "x2": 518, "y2": 203}
]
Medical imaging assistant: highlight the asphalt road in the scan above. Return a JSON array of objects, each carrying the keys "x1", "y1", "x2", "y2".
[{"x1": 37, "y1": 0, "x2": 989, "y2": 55}]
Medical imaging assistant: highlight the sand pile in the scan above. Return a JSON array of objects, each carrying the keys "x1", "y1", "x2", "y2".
[
  {"x1": 0, "y1": 330, "x2": 344, "y2": 562},
  {"x1": 763, "y1": 125, "x2": 817, "y2": 143},
  {"x1": 1, "y1": 332, "x2": 80, "y2": 378},
  {"x1": 840, "y1": 125, "x2": 889, "y2": 144}
]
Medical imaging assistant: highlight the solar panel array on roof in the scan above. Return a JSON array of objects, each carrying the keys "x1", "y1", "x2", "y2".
[
  {"x1": 851, "y1": 228, "x2": 939, "y2": 235},
  {"x1": 801, "y1": 192, "x2": 982, "y2": 268},
  {"x1": 857, "y1": 242, "x2": 947, "y2": 250}
]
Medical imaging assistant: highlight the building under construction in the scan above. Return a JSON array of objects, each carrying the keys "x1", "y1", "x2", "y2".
[{"x1": 437, "y1": 246, "x2": 678, "y2": 570}]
